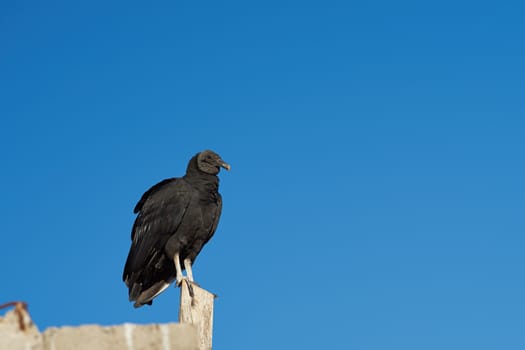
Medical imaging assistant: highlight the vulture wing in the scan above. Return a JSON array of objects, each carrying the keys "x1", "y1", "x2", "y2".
[{"x1": 123, "y1": 178, "x2": 193, "y2": 286}]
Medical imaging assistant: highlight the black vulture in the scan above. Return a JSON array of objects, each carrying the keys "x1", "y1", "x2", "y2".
[{"x1": 123, "y1": 150, "x2": 230, "y2": 308}]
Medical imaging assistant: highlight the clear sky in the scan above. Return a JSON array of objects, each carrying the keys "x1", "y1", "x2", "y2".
[{"x1": 1, "y1": 1, "x2": 524, "y2": 349}]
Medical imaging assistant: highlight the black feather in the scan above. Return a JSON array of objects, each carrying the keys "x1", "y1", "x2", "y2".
[{"x1": 133, "y1": 178, "x2": 177, "y2": 214}]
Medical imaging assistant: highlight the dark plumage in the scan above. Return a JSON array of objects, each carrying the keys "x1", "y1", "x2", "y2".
[{"x1": 123, "y1": 150, "x2": 230, "y2": 308}]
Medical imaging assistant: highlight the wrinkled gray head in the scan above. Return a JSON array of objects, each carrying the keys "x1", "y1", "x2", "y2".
[{"x1": 196, "y1": 150, "x2": 231, "y2": 175}]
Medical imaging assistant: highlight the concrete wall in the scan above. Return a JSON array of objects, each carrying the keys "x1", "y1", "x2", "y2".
[{"x1": 0, "y1": 308, "x2": 199, "y2": 350}]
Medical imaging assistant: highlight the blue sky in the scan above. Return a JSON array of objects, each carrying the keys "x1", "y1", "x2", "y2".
[{"x1": 1, "y1": 1, "x2": 524, "y2": 349}]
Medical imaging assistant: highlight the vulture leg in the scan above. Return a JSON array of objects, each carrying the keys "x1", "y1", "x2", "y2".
[
  {"x1": 184, "y1": 258, "x2": 194, "y2": 282},
  {"x1": 174, "y1": 252, "x2": 184, "y2": 286}
]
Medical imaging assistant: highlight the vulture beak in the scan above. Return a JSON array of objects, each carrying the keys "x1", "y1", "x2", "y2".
[{"x1": 220, "y1": 160, "x2": 231, "y2": 171}]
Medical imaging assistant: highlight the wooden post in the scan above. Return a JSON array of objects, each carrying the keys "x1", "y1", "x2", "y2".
[{"x1": 179, "y1": 281, "x2": 215, "y2": 350}]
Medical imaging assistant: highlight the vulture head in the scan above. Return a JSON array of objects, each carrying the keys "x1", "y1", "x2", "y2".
[{"x1": 195, "y1": 150, "x2": 231, "y2": 175}]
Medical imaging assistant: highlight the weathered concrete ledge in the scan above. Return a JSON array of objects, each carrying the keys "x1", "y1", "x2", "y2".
[{"x1": 0, "y1": 308, "x2": 199, "y2": 350}]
